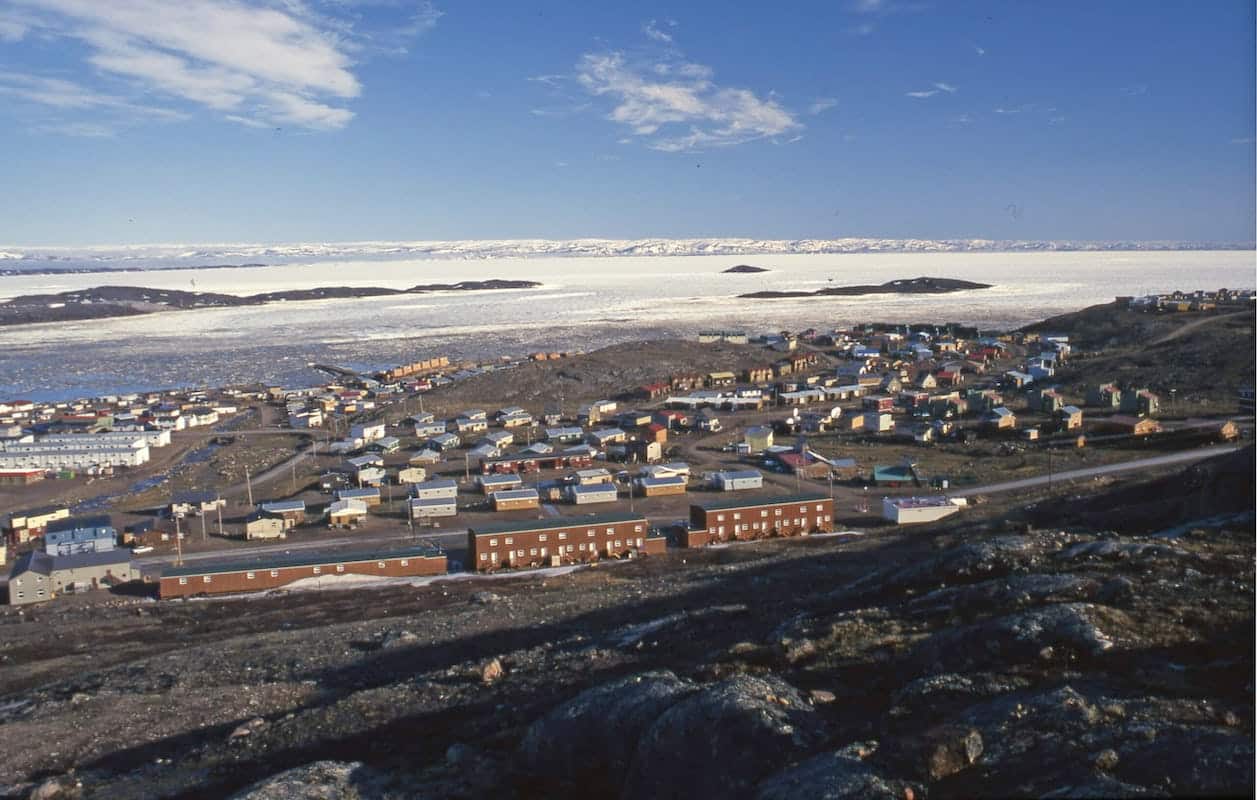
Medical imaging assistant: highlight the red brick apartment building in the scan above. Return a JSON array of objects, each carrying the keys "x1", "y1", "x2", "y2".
[
  {"x1": 159, "y1": 545, "x2": 447, "y2": 598},
  {"x1": 469, "y1": 512, "x2": 663, "y2": 571},
  {"x1": 684, "y1": 493, "x2": 834, "y2": 547}
]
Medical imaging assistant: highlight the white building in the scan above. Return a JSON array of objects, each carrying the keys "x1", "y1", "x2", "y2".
[
  {"x1": 882, "y1": 496, "x2": 962, "y2": 524},
  {"x1": 710, "y1": 470, "x2": 764, "y2": 492},
  {"x1": 567, "y1": 483, "x2": 618, "y2": 505},
  {"x1": 412, "y1": 478, "x2": 459, "y2": 500},
  {"x1": 0, "y1": 440, "x2": 150, "y2": 470},
  {"x1": 351, "y1": 423, "x2": 386, "y2": 442}
]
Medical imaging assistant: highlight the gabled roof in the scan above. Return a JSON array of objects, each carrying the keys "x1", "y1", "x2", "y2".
[
  {"x1": 53, "y1": 550, "x2": 132, "y2": 570},
  {"x1": 10, "y1": 550, "x2": 53, "y2": 577}
]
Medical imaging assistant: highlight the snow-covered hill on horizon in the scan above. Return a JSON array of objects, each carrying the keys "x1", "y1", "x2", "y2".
[{"x1": 0, "y1": 237, "x2": 1253, "y2": 273}]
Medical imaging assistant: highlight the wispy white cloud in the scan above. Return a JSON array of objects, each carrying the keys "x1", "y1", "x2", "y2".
[
  {"x1": 849, "y1": 22, "x2": 876, "y2": 36},
  {"x1": 809, "y1": 97, "x2": 838, "y2": 115},
  {"x1": 0, "y1": 17, "x2": 28, "y2": 41},
  {"x1": 32, "y1": 120, "x2": 121, "y2": 137},
  {"x1": 1120, "y1": 84, "x2": 1148, "y2": 96},
  {"x1": 906, "y1": 83, "x2": 957, "y2": 99},
  {"x1": 1230, "y1": 136, "x2": 1255, "y2": 144},
  {"x1": 643, "y1": 19, "x2": 673, "y2": 43},
  {"x1": 6, "y1": 0, "x2": 442, "y2": 131},
  {"x1": 974, "y1": 44, "x2": 986, "y2": 56},
  {"x1": 575, "y1": 49, "x2": 800, "y2": 152},
  {"x1": 0, "y1": 71, "x2": 185, "y2": 119}
]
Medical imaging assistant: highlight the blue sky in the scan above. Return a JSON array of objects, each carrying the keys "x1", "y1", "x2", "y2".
[{"x1": 0, "y1": 0, "x2": 1253, "y2": 245}]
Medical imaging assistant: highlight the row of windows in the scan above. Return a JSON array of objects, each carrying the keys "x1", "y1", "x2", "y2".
[
  {"x1": 175, "y1": 559, "x2": 414, "y2": 585},
  {"x1": 486, "y1": 525, "x2": 642, "y2": 547},
  {"x1": 708, "y1": 515, "x2": 831, "y2": 535},
  {"x1": 714, "y1": 504, "x2": 827, "y2": 523},
  {"x1": 479, "y1": 538, "x2": 646, "y2": 560}
]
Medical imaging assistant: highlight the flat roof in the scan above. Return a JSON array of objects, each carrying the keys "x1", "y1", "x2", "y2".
[
  {"x1": 693, "y1": 492, "x2": 829, "y2": 512},
  {"x1": 492, "y1": 488, "x2": 540, "y2": 500},
  {"x1": 162, "y1": 545, "x2": 443, "y2": 579},
  {"x1": 570, "y1": 483, "x2": 618, "y2": 494},
  {"x1": 470, "y1": 511, "x2": 646, "y2": 537},
  {"x1": 887, "y1": 496, "x2": 956, "y2": 509}
]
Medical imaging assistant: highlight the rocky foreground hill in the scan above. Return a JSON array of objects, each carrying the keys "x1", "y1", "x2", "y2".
[{"x1": 1, "y1": 448, "x2": 1252, "y2": 799}]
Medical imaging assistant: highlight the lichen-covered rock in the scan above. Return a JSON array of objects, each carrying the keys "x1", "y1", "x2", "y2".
[
  {"x1": 229, "y1": 761, "x2": 391, "y2": 800},
  {"x1": 518, "y1": 670, "x2": 696, "y2": 788},
  {"x1": 754, "y1": 747, "x2": 920, "y2": 800},
  {"x1": 911, "y1": 603, "x2": 1121, "y2": 674},
  {"x1": 623, "y1": 674, "x2": 826, "y2": 799}
]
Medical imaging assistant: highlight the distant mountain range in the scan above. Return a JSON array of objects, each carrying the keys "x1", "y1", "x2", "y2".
[{"x1": 1, "y1": 237, "x2": 1252, "y2": 274}]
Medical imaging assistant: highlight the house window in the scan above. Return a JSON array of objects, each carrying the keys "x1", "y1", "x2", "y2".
[
  {"x1": 529, "y1": 548, "x2": 538, "y2": 556},
  {"x1": 178, "y1": 577, "x2": 188, "y2": 585},
  {"x1": 247, "y1": 572, "x2": 255, "y2": 580},
  {"x1": 517, "y1": 549, "x2": 525, "y2": 557},
  {"x1": 733, "y1": 513, "x2": 741, "y2": 520},
  {"x1": 614, "y1": 540, "x2": 621, "y2": 548},
  {"x1": 378, "y1": 562, "x2": 386, "y2": 569},
  {"x1": 579, "y1": 543, "x2": 586, "y2": 551},
  {"x1": 587, "y1": 530, "x2": 595, "y2": 537},
  {"x1": 489, "y1": 538, "x2": 498, "y2": 546},
  {"x1": 479, "y1": 553, "x2": 487, "y2": 561},
  {"x1": 566, "y1": 545, "x2": 574, "y2": 552},
  {"x1": 271, "y1": 570, "x2": 279, "y2": 577},
  {"x1": 504, "y1": 537, "x2": 513, "y2": 544},
  {"x1": 202, "y1": 575, "x2": 212, "y2": 583},
  {"x1": 761, "y1": 510, "x2": 768, "y2": 517},
  {"x1": 816, "y1": 504, "x2": 824, "y2": 511},
  {"x1": 336, "y1": 564, "x2": 345, "y2": 573},
  {"x1": 717, "y1": 514, "x2": 725, "y2": 521},
  {"x1": 606, "y1": 527, "x2": 614, "y2": 534},
  {"x1": 634, "y1": 524, "x2": 643, "y2": 532},
  {"x1": 775, "y1": 508, "x2": 782, "y2": 516},
  {"x1": 538, "y1": 534, "x2": 547, "y2": 541},
  {"x1": 400, "y1": 560, "x2": 409, "y2": 566},
  {"x1": 312, "y1": 566, "x2": 321, "y2": 575},
  {"x1": 558, "y1": 532, "x2": 567, "y2": 539}
]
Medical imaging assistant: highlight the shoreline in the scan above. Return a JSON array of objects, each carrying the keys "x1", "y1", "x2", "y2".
[{"x1": 0, "y1": 279, "x2": 541, "y2": 328}]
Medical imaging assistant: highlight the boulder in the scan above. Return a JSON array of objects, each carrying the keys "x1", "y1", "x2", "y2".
[
  {"x1": 229, "y1": 761, "x2": 389, "y2": 799},
  {"x1": 518, "y1": 670, "x2": 695, "y2": 789},
  {"x1": 755, "y1": 746, "x2": 920, "y2": 800},
  {"x1": 623, "y1": 674, "x2": 826, "y2": 799}
]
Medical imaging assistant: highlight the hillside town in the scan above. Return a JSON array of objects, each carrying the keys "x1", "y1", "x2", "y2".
[{"x1": 1, "y1": 290, "x2": 1250, "y2": 606}]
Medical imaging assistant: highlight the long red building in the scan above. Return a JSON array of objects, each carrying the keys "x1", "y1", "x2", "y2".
[
  {"x1": 468, "y1": 512, "x2": 662, "y2": 571},
  {"x1": 159, "y1": 545, "x2": 447, "y2": 598},
  {"x1": 684, "y1": 493, "x2": 834, "y2": 547}
]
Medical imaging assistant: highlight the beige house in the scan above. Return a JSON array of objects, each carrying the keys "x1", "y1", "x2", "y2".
[{"x1": 245, "y1": 514, "x2": 286, "y2": 540}]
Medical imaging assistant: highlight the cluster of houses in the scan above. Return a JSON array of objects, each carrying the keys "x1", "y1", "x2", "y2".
[
  {"x1": 1122, "y1": 288, "x2": 1254, "y2": 313},
  {"x1": 7, "y1": 515, "x2": 134, "y2": 605},
  {"x1": 0, "y1": 391, "x2": 239, "y2": 476}
]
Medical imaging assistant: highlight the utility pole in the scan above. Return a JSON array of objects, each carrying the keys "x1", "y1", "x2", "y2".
[
  {"x1": 216, "y1": 500, "x2": 224, "y2": 537},
  {"x1": 245, "y1": 465, "x2": 254, "y2": 507},
  {"x1": 464, "y1": 452, "x2": 470, "y2": 483},
  {"x1": 174, "y1": 514, "x2": 183, "y2": 566},
  {"x1": 200, "y1": 509, "x2": 208, "y2": 541}
]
